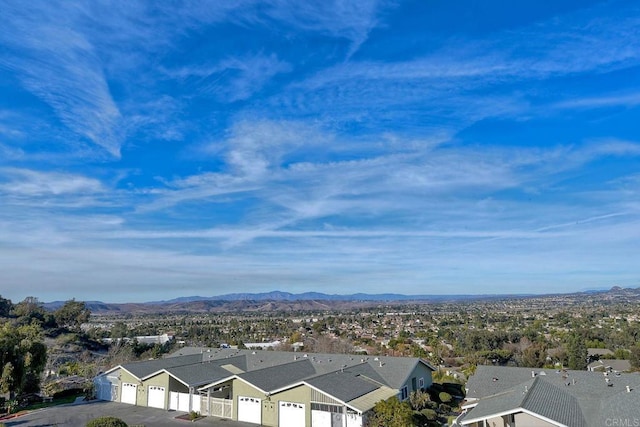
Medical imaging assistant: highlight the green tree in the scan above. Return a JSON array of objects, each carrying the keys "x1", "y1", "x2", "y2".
[
  {"x1": 0, "y1": 322, "x2": 47, "y2": 396},
  {"x1": 567, "y1": 333, "x2": 587, "y2": 370},
  {"x1": 0, "y1": 296, "x2": 12, "y2": 318},
  {"x1": 12, "y1": 296, "x2": 46, "y2": 325},
  {"x1": 367, "y1": 397, "x2": 414, "y2": 427},
  {"x1": 110, "y1": 322, "x2": 128, "y2": 339},
  {"x1": 54, "y1": 299, "x2": 91, "y2": 332}
]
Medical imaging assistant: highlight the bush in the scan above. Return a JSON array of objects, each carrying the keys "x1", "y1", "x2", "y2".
[
  {"x1": 86, "y1": 416, "x2": 128, "y2": 427},
  {"x1": 438, "y1": 391, "x2": 452, "y2": 403},
  {"x1": 420, "y1": 408, "x2": 437, "y2": 421}
]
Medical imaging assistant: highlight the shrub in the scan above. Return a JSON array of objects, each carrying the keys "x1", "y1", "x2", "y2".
[
  {"x1": 420, "y1": 408, "x2": 437, "y2": 421},
  {"x1": 86, "y1": 416, "x2": 128, "y2": 427},
  {"x1": 438, "y1": 391, "x2": 452, "y2": 403}
]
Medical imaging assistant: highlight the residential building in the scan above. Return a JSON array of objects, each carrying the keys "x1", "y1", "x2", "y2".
[
  {"x1": 94, "y1": 347, "x2": 434, "y2": 427},
  {"x1": 457, "y1": 365, "x2": 640, "y2": 427}
]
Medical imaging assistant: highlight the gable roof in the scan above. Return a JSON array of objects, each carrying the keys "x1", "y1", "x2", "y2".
[
  {"x1": 305, "y1": 368, "x2": 380, "y2": 402},
  {"x1": 163, "y1": 363, "x2": 234, "y2": 388},
  {"x1": 121, "y1": 353, "x2": 203, "y2": 379},
  {"x1": 100, "y1": 346, "x2": 433, "y2": 408},
  {"x1": 238, "y1": 359, "x2": 318, "y2": 392},
  {"x1": 463, "y1": 365, "x2": 640, "y2": 427}
]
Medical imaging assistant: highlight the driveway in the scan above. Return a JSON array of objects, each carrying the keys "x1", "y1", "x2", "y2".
[{"x1": 3, "y1": 401, "x2": 259, "y2": 427}]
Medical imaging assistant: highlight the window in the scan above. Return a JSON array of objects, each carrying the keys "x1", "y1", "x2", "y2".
[
  {"x1": 419, "y1": 377, "x2": 424, "y2": 389},
  {"x1": 400, "y1": 386, "x2": 409, "y2": 400}
]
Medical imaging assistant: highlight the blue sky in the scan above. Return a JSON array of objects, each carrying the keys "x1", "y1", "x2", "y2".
[{"x1": 1, "y1": 0, "x2": 639, "y2": 303}]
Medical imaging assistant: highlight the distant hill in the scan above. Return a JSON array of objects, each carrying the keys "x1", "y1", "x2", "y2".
[
  {"x1": 152, "y1": 290, "x2": 515, "y2": 304},
  {"x1": 42, "y1": 286, "x2": 640, "y2": 314}
]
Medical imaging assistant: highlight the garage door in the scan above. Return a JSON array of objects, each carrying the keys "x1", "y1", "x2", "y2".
[
  {"x1": 148, "y1": 386, "x2": 165, "y2": 409},
  {"x1": 238, "y1": 396, "x2": 261, "y2": 424},
  {"x1": 279, "y1": 401, "x2": 305, "y2": 427},
  {"x1": 121, "y1": 383, "x2": 137, "y2": 405}
]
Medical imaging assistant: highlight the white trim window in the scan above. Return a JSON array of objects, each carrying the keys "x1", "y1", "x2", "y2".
[
  {"x1": 418, "y1": 377, "x2": 425, "y2": 389},
  {"x1": 400, "y1": 386, "x2": 409, "y2": 400}
]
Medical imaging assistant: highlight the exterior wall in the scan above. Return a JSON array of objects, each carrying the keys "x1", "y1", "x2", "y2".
[
  {"x1": 514, "y1": 412, "x2": 556, "y2": 427},
  {"x1": 118, "y1": 369, "x2": 143, "y2": 405},
  {"x1": 269, "y1": 384, "x2": 311, "y2": 427},
  {"x1": 169, "y1": 376, "x2": 189, "y2": 394},
  {"x1": 399, "y1": 363, "x2": 434, "y2": 400},
  {"x1": 141, "y1": 372, "x2": 172, "y2": 409},
  {"x1": 231, "y1": 379, "x2": 266, "y2": 421}
]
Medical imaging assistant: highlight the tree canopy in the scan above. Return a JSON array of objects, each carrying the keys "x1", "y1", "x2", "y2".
[{"x1": 54, "y1": 299, "x2": 91, "y2": 331}]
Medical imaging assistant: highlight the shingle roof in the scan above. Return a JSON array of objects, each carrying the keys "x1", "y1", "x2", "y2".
[
  {"x1": 306, "y1": 369, "x2": 379, "y2": 402},
  {"x1": 238, "y1": 359, "x2": 318, "y2": 392},
  {"x1": 165, "y1": 363, "x2": 234, "y2": 387},
  {"x1": 463, "y1": 366, "x2": 640, "y2": 427},
  {"x1": 122, "y1": 354, "x2": 203, "y2": 378},
  {"x1": 521, "y1": 378, "x2": 586, "y2": 427},
  {"x1": 110, "y1": 347, "x2": 431, "y2": 407}
]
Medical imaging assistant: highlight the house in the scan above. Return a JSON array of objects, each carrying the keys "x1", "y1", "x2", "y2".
[
  {"x1": 587, "y1": 359, "x2": 631, "y2": 373},
  {"x1": 456, "y1": 365, "x2": 640, "y2": 427},
  {"x1": 94, "y1": 347, "x2": 435, "y2": 427}
]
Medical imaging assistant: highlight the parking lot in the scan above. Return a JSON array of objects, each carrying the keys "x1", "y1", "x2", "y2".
[{"x1": 2, "y1": 401, "x2": 259, "y2": 427}]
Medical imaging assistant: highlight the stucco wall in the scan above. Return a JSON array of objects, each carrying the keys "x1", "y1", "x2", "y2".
[
  {"x1": 231, "y1": 378, "x2": 265, "y2": 421},
  {"x1": 142, "y1": 372, "x2": 172, "y2": 408},
  {"x1": 269, "y1": 384, "x2": 311, "y2": 427}
]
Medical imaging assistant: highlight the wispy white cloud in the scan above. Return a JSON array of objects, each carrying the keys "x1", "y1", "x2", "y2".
[
  {"x1": 169, "y1": 53, "x2": 291, "y2": 102},
  {"x1": 554, "y1": 92, "x2": 640, "y2": 109},
  {"x1": 0, "y1": 2, "x2": 124, "y2": 158},
  {"x1": 0, "y1": 168, "x2": 104, "y2": 197},
  {"x1": 261, "y1": 0, "x2": 391, "y2": 57}
]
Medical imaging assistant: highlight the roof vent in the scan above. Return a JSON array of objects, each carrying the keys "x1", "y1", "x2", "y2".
[
  {"x1": 531, "y1": 371, "x2": 535, "y2": 378},
  {"x1": 627, "y1": 386, "x2": 632, "y2": 393},
  {"x1": 379, "y1": 361, "x2": 384, "y2": 367}
]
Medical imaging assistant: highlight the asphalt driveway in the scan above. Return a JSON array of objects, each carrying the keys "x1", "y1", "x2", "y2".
[{"x1": 2, "y1": 401, "x2": 259, "y2": 427}]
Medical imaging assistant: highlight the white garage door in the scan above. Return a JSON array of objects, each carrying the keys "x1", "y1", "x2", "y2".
[
  {"x1": 121, "y1": 383, "x2": 137, "y2": 405},
  {"x1": 279, "y1": 401, "x2": 305, "y2": 427},
  {"x1": 238, "y1": 396, "x2": 261, "y2": 424},
  {"x1": 148, "y1": 386, "x2": 165, "y2": 409}
]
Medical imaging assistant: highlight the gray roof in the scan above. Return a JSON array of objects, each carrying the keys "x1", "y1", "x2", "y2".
[
  {"x1": 238, "y1": 359, "x2": 318, "y2": 392},
  {"x1": 111, "y1": 346, "x2": 431, "y2": 405},
  {"x1": 306, "y1": 369, "x2": 380, "y2": 402},
  {"x1": 588, "y1": 359, "x2": 631, "y2": 372},
  {"x1": 464, "y1": 365, "x2": 640, "y2": 427},
  {"x1": 165, "y1": 363, "x2": 234, "y2": 387},
  {"x1": 121, "y1": 354, "x2": 203, "y2": 378},
  {"x1": 521, "y1": 378, "x2": 586, "y2": 427}
]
